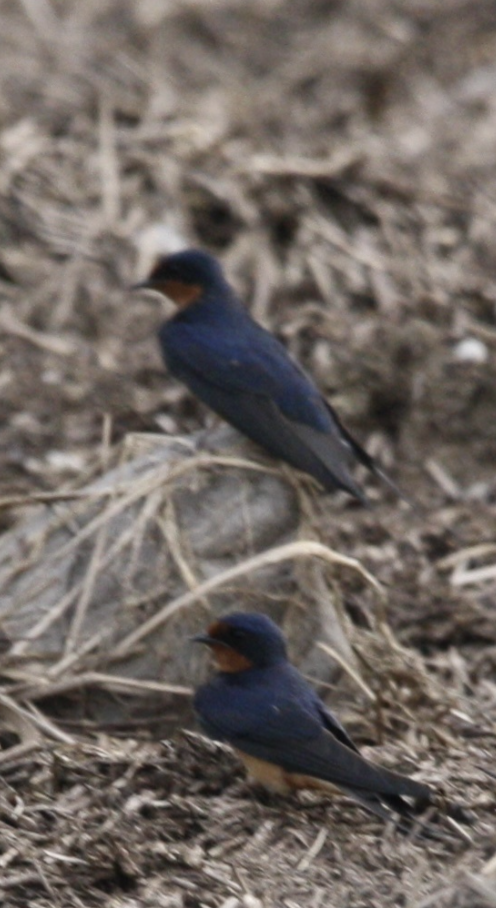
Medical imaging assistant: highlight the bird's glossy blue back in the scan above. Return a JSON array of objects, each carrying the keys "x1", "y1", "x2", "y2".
[
  {"x1": 159, "y1": 291, "x2": 333, "y2": 433},
  {"x1": 194, "y1": 661, "x2": 325, "y2": 743}
]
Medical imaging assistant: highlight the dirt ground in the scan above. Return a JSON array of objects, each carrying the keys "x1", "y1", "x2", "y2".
[{"x1": 0, "y1": 0, "x2": 496, "y2": 905}]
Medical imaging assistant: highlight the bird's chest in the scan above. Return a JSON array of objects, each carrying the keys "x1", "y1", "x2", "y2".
[{"x1": 196, "y1": 677, "x2": 277, "y2": 734}]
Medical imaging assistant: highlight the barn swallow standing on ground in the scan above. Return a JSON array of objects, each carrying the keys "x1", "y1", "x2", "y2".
[
  {"x1": 193, "y1": 612, "x2": 471, "y2": 837},
  {"x1": 133, "y1": 248, "x2": 403, "y2": 505}
]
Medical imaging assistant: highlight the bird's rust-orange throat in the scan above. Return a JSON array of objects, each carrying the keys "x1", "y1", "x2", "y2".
[
  {"x1": 208, "y1": 643, "x2": 253, "y2": 673},
  {"x1": 156, "y1": 279, "x2": 203, "y2": 308},
  {"x1": 205, "y1": 620, "x2": 254, "y2": 672}
]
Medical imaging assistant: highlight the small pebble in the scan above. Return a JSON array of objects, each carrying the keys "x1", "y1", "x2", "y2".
[{"x1": 452, "y1": 337, "x2": 488, "y2": 364}]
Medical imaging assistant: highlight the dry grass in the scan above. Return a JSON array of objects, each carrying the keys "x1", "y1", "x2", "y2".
[{"x1": 0, "y1": 0, "x2": 496, "y2": 905}]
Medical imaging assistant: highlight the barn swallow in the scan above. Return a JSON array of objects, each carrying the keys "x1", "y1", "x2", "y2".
[
  {"x1": 134, "y1": 248, "x2": 404, "y2": 505},
  {"x1": 193, "y1": 612, "x2": 471, "y2": 836}
]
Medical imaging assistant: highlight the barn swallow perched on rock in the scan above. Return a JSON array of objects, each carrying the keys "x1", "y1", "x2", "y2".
[
  {"x1": 193, "y1": 612, "x2": 471, "y2": 837},
  {"x1": 133, "y1": 248, "x2": 403, "y2": 505}
]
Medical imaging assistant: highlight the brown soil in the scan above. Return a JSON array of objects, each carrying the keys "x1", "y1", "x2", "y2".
[{"x1": 0, "y1": 0, "x2": 495, "y2": 905}]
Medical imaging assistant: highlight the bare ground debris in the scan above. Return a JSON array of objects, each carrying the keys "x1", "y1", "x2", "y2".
[{"x1": 0, "y1": 0, "x2": 495, "y2": 905}]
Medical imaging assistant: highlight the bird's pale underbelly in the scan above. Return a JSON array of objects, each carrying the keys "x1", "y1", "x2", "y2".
[{"x1": 235, "y1": 749, "x2": 341, "y2": 796}]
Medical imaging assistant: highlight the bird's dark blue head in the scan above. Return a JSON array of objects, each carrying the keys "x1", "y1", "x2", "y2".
[
  {"x1": 193, "y1": 612, "x2": 288, "y2": 672},
  {"x1": 134, "y1": 249, "x2": 227, "y2": 309}
]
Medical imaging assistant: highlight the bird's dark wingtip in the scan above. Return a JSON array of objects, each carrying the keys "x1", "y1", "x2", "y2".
[
  {"x1": 401, "y1": 797, "x2": 476, "y2": 843},
  {"x1": 371, "y1": 464, "x2": 422, "y2": 514}
]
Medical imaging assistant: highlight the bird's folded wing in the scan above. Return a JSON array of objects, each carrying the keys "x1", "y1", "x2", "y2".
[
  {"x1": 316, "y1": 701, "x2": 361, "y2": 753},
  {"x1": 231, "y1": 728, "x2": 431, "y2": 800},
  {"x1": 162, "y1": 323, "x2": 331, "y2": 428},
  {"x1": 197, "y1": 682, "x2": 428, "y2": 799},
  {"x1": 164, "y1": 332, "x2": 366, "y2": 497}
]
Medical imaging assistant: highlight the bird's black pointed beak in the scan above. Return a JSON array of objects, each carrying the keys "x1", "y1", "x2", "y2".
[
  {"x1": 130, "y1": 280, "x2": 151, "y2": 291},
  {"x1": 192, "y1": 633, "x2": 212, "y2": 645},
  {"x1": 191, "y1": 633, "x2": 230, "y2": 648}
]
